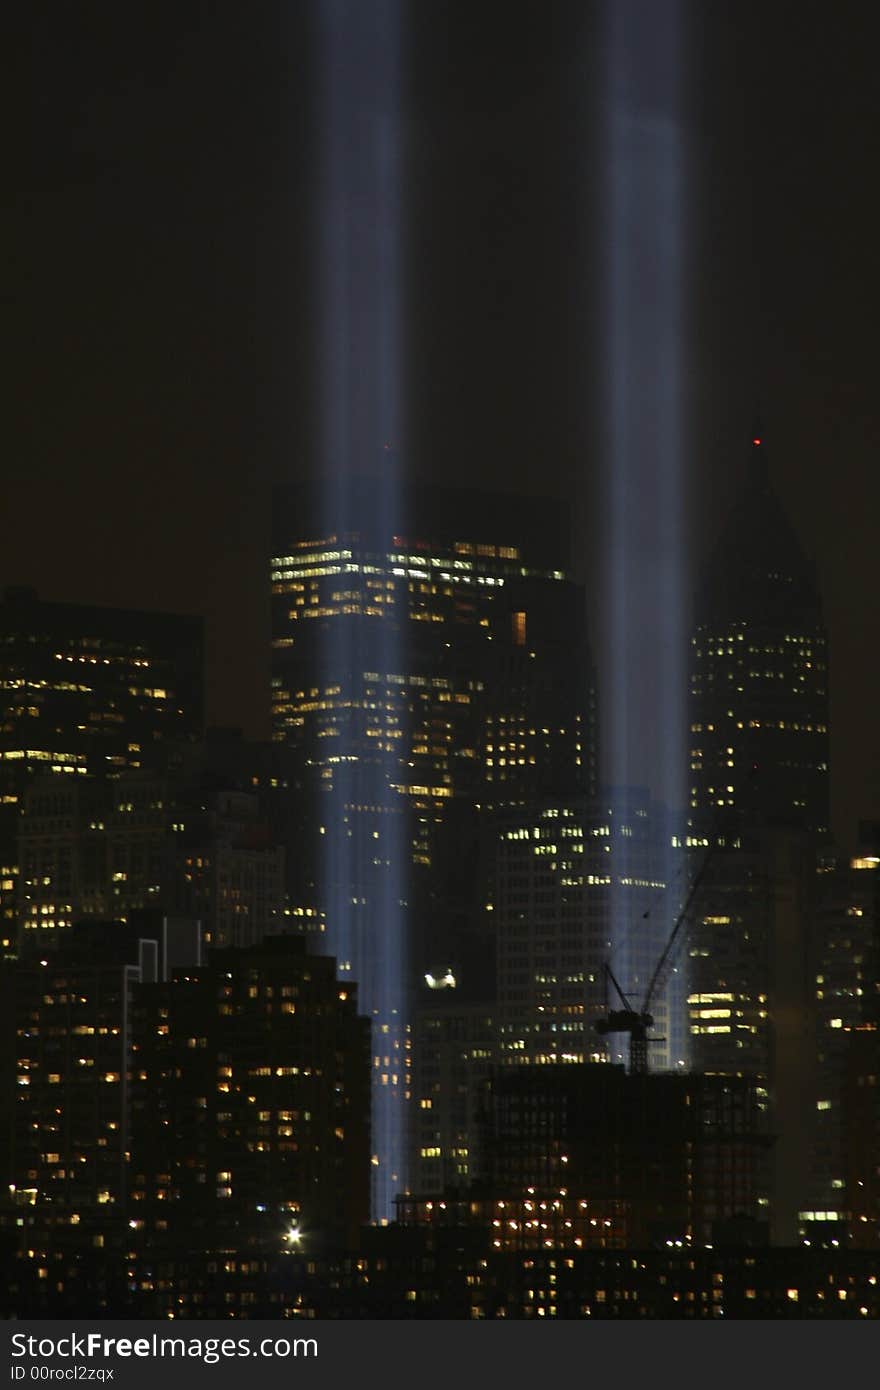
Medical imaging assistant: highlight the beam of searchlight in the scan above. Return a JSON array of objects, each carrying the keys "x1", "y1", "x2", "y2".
[
  {"x1": 314, "y1": 0, "x2": 407, "y2": 1220},
  {"x1": 599, "y1": 0, "x2": 690, "y2": 1065}
]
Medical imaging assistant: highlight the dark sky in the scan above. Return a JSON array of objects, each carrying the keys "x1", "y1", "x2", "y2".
[{"x1": 5, "y1": 1, "x2": 879, "y2": 847}]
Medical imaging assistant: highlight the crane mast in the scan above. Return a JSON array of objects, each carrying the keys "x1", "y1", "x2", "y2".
[{"x1": 595, "y1": 835, "x2": 717, "y2": 1074}]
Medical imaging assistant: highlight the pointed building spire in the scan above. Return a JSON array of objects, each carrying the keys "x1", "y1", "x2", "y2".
[{"x1": 690, "y1": 426, "x2": 831, "y2": 837}]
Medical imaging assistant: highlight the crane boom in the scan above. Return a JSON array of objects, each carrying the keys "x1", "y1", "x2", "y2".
[
  {"x1": 641, "y1": 834, "x2": 717, "y2": 1016},
  {"x1": 595, "y1": 833, "x2": 717, "y2": 1074}
]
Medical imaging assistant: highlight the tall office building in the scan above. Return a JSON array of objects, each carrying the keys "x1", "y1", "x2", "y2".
[
  {"x1": 688, "y1": 438, "x2": 829, "y2": 836},
  {"x1": 129, "y1": 936, "x2": 371, "y2": 1259},
  {"x1": 0, "y1": 589, "x2": 204, "y2": 956},
  {"x1": 808, "y1": 831, "x2": 880, "y2": 1231},
  {"x1": 0, "y1": 588, "x2": 204, "y2": 784},
  {"x1": 686, "y1": 439, "x2": 831, "y2": 1241},
  {"x1": 493, "y1": 791, "x2": 681, "y2": 1072},
  {"x1": 409, "y1": 990, "x2": 496, "y2": 1195},
  {"x1": 3, "y1": 929, "x2": 371, "y2": 1308},
  {"x1": 270, "y1": 481, "x2": 596, "y2": 882},
  {"x1": 7, "y1": 919, "x2": 201, "y2": 1253},
  {"x1": 839, "y1": 1019, "x2": 880, "y2": 1250},
  {"x1": 15, "y1": 771, "x2": 285, "y2": 953},
  {"x1": 270, "y1": 480, "x2": 597, "y2": 1214}
]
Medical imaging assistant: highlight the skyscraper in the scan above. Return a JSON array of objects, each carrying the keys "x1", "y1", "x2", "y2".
[
  {"x1": 270, "y1": 480, "x2": 597, "y2": 1214},
  {"x1": 14, "y1": 768, "x2": 286, "y2": 953},
  {"x1": 3, "y1": 928, "x2": 370, "y2": 1310},
  {"x1": 6, "y1": 919, "x2": 201, "y2": 1255},
  {"x1": 688, "y1": 437, "x2": 829, "y2": 836},
  {"x1": 0, "y1": 588, "x2": 204, "y2": 786},
  {"x1": 809, "y1": 829, "x2": 880, "y2": 1236},
  {"x1": 686, "y1": 438, "x2": 830, "y2": 1239},
  {"x1": 492, "y1": 790, "x2": 682, "y2": 1074},
  {"x1": 0, "y1": 589, "x2": 204, "y2": 957},
  {"x1": 130, "y1": 935, "x2": 371, "y2": 1258},
  {"x1": 270, "y1": 480, "x2": 595, "y2": 839}
]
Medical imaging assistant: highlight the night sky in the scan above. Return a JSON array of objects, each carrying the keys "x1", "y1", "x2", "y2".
[{"x1": 5, "y1": 1, "x2": 879, "y2": 847}]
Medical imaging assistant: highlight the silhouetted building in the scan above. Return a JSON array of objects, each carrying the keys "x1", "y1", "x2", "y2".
[
  {"x1": 840, "y1": 1023, "x2": 880, "y2": 1249},
  {"x1": 807, "y1": 838, "x2": 880, "y2": 1215},
  {"x1": 2, "y1": 932, "x2": 370, "y2": 1310},
  {"x1": 7, "y1": 1221, "x2": 880, "y2": 1319},
  {"x1": 686, "y1": 441, "x2": 834, "y2": 1240},
  {"x1": 0, "y1": 589, "x2": 204, "y2": 956},
  {"x1": 688, "y1": 438, "x2": 829, "y2": 836},
  {"x1": 478, "y1": 1063, "x2": 768, "y2": 1248},
  {"x1": 15, "y1": 771, "x2": 286, "y2": 953},
  {"x1": 687, "y1": 827, "x2": 821, "y2": 1241},
  {"x1": 129, "y1": 936, "x2": 371, "y2": 1254},
  {"x1": 409, "y1": 992, "x2": 496, "y2": 1194},
  {"x1": 7, "y1": 919, "x2": 200, "y2": 1247},
  {"x1": 0, "y1": 588, "x2": 204, "y2": 786}
]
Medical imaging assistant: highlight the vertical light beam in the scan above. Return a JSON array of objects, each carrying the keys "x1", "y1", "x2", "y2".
[
  {"x1": 600, "y1": 0, "x2": 689, "y2": 1064},
  {"x1": 315, "y1": 0, "x2": 407, "y2": 1219}
]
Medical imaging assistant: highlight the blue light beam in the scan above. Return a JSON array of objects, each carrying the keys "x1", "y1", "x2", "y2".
[
  {"x1": 599, "y1": 0, "x2": 690, "y2": 1065},
  {"x1": 315, "y1": 0, "x2": 408, "y2": 1220}
]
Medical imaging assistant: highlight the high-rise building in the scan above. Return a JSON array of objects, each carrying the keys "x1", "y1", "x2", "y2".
[
  {"x1": 686, "y1": 439, "x2": 832, "y2": 1241},
  {"x1": 3, "y1": 929, "x2": 370, "y2": 1307},
  {"x1": 839, "y1": 1021, "x2": 880, "y2": 1250},
  {"x1": 270, "y1": 480, "x2": 597, "y2": 1214},
  {"x1": 0, "y1": 589, "x2": 204, "y2": 956},
  {"x1": 808, "y1": 830, "x2": 880, "y2": 1229},
  {"x1": 477, "y1": 1063, "x2": 769, "y2": 1248},
  {"x1": 409, "y1": 990, "x2": 496, "y2": 1194},
  {"x1": 15, "y1": 771, "x2": 286, "y2": 953},
  {"x1": 0, "y1": 588, "x2": 204, "y2": 786},
  {"x1": 494, "y1": 802, "x2": 605, "y2": 1069},
  {"x1": 7, "y1": 919, "x2": 201, "y2": 1249},
  {"x1": 406, "y1": 789, "x2": 684, "y2": 1197},
  {"x1": 493, "y1": 791, "x2": 682, "y2": 1072},
  {"x1": 129, "y1": 936, "x2": 371, "y2": 1257},
  {"x1": 688, "y1": 438, "x2": 829, "y2": 836},
  {"x1": 270, "y1": 483, "x2": 596, "y2": 904}
]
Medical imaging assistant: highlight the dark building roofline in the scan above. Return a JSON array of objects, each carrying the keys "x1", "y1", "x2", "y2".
[
  {"x1": 0, "y1": 587, "x2": 204, "y2": 635},
  {"x1": 271, "y1": 478, "x2": 573, "y2": 572},
  {"x1": 695, "y1": 436, "x2": 823, "y2": 623}
]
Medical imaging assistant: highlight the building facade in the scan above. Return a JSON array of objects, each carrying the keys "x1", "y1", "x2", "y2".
[
  {"x1": 493, "y1": 792, "x2": 682, "y2": 1072},
  {"x1": 0, "y1": 589, "x2": 204, "y2": 956},
  {"x1": 129, "y1": 936, "x2": 371, "y2": 1255},
  {"x1": 15, "y1": 772, "x2": 286, "y2": 953},
  {"x1": 478, "y1": 1063, "x2": 769, "y2": 1248},
  {"x1": 688, "y1": 438, "x2": 829, "y2": 836},
  {"x1": 686, "y1": 439, "x2": 834, "y2": 1242},
  {"x1": 3, "y1": 929, "x2": 371, "y2": 1304},
  {"x1": 269, "y1": 480, "x2": 598, "y2": 1215}
]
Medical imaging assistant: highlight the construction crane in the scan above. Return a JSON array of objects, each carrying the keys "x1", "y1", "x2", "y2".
[{"x1": 595, "y1": 835, "x2": 718, "y2": 1075}]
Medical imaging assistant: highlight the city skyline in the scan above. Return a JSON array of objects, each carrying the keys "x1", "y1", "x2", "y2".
[
  {"x1": 1, "y1": 442, "x2": 869, "y2": 846},
  {"x1": 3, "y1": 0, "x2": 880, "y2": 1326},
  {"x1": 4, "y1": 0, "x2": 880, "y2": 848},
  {"x1": 2, "y1": 402, "x2": 878, "y2": 1313}
]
